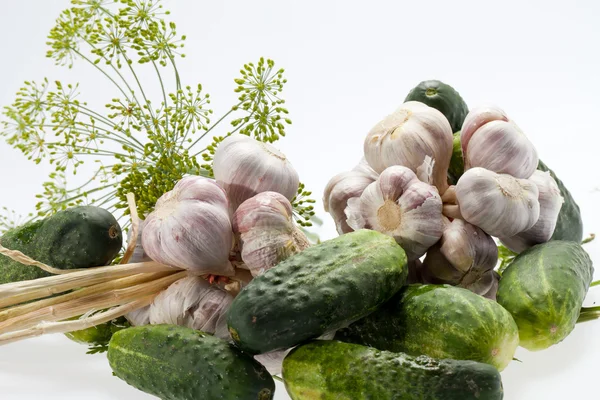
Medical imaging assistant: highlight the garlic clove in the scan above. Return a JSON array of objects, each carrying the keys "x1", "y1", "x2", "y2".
[
  {"x1": 461, "y1": 106, "x2": 538, "y2": 179},
  {"x1": 142, "y1": 176, "x2": 235, "y2": 276},
  {"x1": 124, "y1": 306, "x2": 151, "y2": 326},
  {"x1": 364, "y1": 101, "x2": 453, "y2": 193},
  {"x1": 323, "y1": 160, "x2": 379, "y2": 234},
  {"x1": 149, "y1": 275, "x2": 233, "y2": 340},
  {"x1": 213, "y1": 134, "x2": 299, "y2": 211},
  {"x1": 423, "y1": 219, "x2": 498, "y2": 292},
  {"x1": 500, "y1": 170, "x2": 564, "y2": 253},
  {"x1": 460, "y1": 105, "x2": 509, "y2": 156},
  {"x1": 345, "y1": 165, "x2": 444, "y2": 260},
  {"x1": 233, "y1": 191, "x2": 310, "y2": 277},
  {"x1": 455, "y1": 168, "x2": 540, "y2": 238}
]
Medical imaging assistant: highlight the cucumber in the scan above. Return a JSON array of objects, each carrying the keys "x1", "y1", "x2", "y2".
[
  {"x1": 227, "y1": 229, "x2": 408, "y2": 354},
  {"x1": 496, "y1": 241, "x2": 593, "y2": 351},
  {"x1": 448, "y1": 131, "x2": 464, "y2": 184},
  {"x1": 404, "y1": 80, "x2": 469, "y2": 133},
  {"x1": 65, "y1": 316, "x2": 130, "y2": 354},
  {"x1": 282, "y1": 340, "x2": 504, "y2": 400},
  {"x1": 335, "y1": 284, "x2": 519, "y2": 371},
  {"x1": 0, "y1": 206, "x2": 122, "y2": 284},
  {"x1": 108, "y1": 325, "x2": 275, "y2": 400},
  {"x1": 537, "y1": 160, "x2": 583, "y2": 242}
]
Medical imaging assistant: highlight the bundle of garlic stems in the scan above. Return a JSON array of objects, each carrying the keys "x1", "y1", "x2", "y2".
[{"x1": 0, "y1": 194, "x2": 238, "y2": 346}]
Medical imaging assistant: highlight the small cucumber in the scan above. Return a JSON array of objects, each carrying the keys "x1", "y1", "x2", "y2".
[
  {"x1": 0, "y1": 206, "x2": 122, "y2": 284},
  {"x1": 108, "y1": 325, "x2": 275, "y2": 400},
  {"x1": 282, "y1": 340, "x2": 504, "y2": 400},
  {"x1": 497, "y1": 241, "x2": 593, "y2": 350},
  {"x1": 65, "y1": 316, "x2": 130, "y2": 354},
  {"x1": 227, "y1": 230, "x2": 408, "y2": 354},
  {"x1": 335, "y1": 284, "x2": 519, "y2": 371}
]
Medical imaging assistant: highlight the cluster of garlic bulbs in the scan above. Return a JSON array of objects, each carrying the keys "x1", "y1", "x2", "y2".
[
  {"x1": 325, "y1": 102, "x2": 563, "y2": 299},
  {"x1": 126, "y1": 134, "x2": 309, "y2": 349}
]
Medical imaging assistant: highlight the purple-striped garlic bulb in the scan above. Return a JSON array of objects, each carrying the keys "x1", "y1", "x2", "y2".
[
  {"x1": 142, "y1": 176, "x2": 235, "y2": 277},
  {"x1": 422, "y1": 219, "x2": 498, "y2": 295},
  {"x1": 345, "y1": 165, "x2": 444, "y2": 260},
  {"x1": 363, "y1": 101, "x2": 453, "y2": 193},
  {"x1": 500, "y1": 170, "x2": 564, "y2": 253},
  {"x1": 323, "y1": 159, "x2": 378, "y2": 234},
  {"x1": 233, "y1": 192, "x2": 310, "y2": 277},
  {"x1": 149, "y1": 276, "x2": 233, "y2": 340},
  {"x1": 461, "y1": 105, "x2": 538, "y2": 179},
  {"x1": 213, "y1": 134, "x2": 299, "y2": 212},
  {"x1": 455, "y1": 168, "x2": 540, "y2": 238}
]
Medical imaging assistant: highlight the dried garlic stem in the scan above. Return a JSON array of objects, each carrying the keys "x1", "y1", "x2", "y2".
[
  {"x1": 0, "y1": 271, "x2": 187, "y2": 334},
  {"x1": 0, "y1": 271, "x2": 170, "y2": 323},
  {"x1": 120, "y1": 193, "x2": 141, "y2": 265},
  {"x1": 0, "y1": 261, "x2": 177, "y2": 309},
  {"x1": 0, "y1": 296, "x2": 156, "y2": 347},
  {"x1": 0, "y1": 243, "x2": 83, "y2": 275},
  {"x1": 441, "y1": 185, "x2": 458, "y2": 204},
  {"x1": 443, "y1": 204, "x2": 464, "y2": 220}
]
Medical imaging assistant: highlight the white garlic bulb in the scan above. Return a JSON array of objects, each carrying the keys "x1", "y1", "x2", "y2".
[
  {"x1": 323, "y1": 159, "x2": 378, "y2": 234},
  {"x1": 213, "y1": 134, "x2": 299, "y2": 211},
  {"x1": 455, "y1": 168, "x2": 540, "y2": 238},
  {"x1": 124, "y1": 306, "x2": 151, "y2": 326},
  {"x1": 363, "y1": 101, "x2": 453, "y2": 193},
  {"x1": 142, "y1": 176, "x2": 235, "y2": 277},
  {"x1": 500, "y1": 170, "x2": 564, "y2": 253},
  {"x1": 345, "y1": 165, "x2": 444, "y2": 260},
  {"x1": 149, "y1": 275, "x2": 233, "y2": 340},
  {"x1": 461, "y1": 105, "x2": 538, "y2": 179},
  {"x1": 233, "y1": 191, "x2": 310, "y2": 277},
  {"x1": 422, "y1": 219, "x2": 498, "y2": 293}
]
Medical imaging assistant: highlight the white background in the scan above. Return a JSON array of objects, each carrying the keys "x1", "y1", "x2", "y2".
[{"x1": 1, "y1": 0, "x2": 600, "y2": 399}]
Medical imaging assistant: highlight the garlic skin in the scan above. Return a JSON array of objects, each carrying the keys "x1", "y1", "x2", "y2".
[
  {"x1": 500, "y1": 170, "x2": 564, "y2": 253},
  {"x1": 422, "y1": 219, "x2": 498, "y2": 293},
  {"x1": 142, "y1": 176, "x2": 235, "y2": 277},
  {"x1": 124, "y1": 220, "x2": 152, "y2": 326},
  {"x1": 323, "y1": 159, "x2": 378, "y2": 234},
  {"x1": 455, "y1": 168, "x2": 540, "y2": 238},
  {"x1": 213, "y1": 134, "x2": 299, "y2": 211},
  {"x1": 149, "y1": 276, "x2": 233, "y2": 340},
  {"x1": 364, "y1": 101, "x2": 453, "y2": 193},
  {"x1": 124, "y1": 306, "x2": 151, "y2": 326},
  {"x1": 461, "y1": 106, "x2": 538, "y2": 179},
  {"x1": 345, "y1": 165, "x2": 444, "y2": 260},
  {"x1": 233, "y1": 191, "x2": 309, "y2": 277}
]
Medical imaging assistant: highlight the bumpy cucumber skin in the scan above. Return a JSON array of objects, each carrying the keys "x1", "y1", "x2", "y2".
[
  {"x1": 227, "y1": 230, "x2": 408, "y2": 355},
  {"x1": 497, "y1": 241, "x2": 593, "y2": 351},
  {"x1": 282, "y1": 340, "x2": 504, "y2": 400},
  {"x1": 335, "y1": 284, "x2": 519, "y2": 371},
  {"x1": 448, "y1": 131, "x2": 464, "y2": 184},
  {"x1": 0, "y1": 206, "x2": 122, "y2": 284},
  {"x1": 404, "y1": 80, "x2": 469, "y2": 133},
  {"x1": 537, "y1": 160, "x2": 583, "y2": 242},
  {"x1": 108, "y1": 325, "x2": 275, "y2": 400}
]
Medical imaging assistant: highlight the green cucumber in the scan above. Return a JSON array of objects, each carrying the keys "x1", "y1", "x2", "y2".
[
  {"x1": 65, "y1": 316, "x2": 130, "y2": 354},
  {"x1": 405, "y1": 80, "x2": 469, "y2": 133},
  {"x1": 496, "y1": 241, "x2": 593, "y2": 350},
  {"x1": 448, "y1": 131, "x2": 464, "y2": 184},
  {"x1": 227, "y1": 229, "x2": 408, "y2": 354},
  {"x1": 0, "y1": 206, "x2": 122, "y2": 284},
  {"x1": 538, "y1": 160, "x2": 583, "y2": 242},
  {"x1": 282, "y1": 340, "x2": 504, "y2": 400},
  {"x1": 335, "y1": 284, "x2": 519, "y2": 371},
  {"x1": 108, "y1": 325, "x2": 275, "y2": 400}
]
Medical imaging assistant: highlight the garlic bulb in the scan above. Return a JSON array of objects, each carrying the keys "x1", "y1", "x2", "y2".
[
  {"x1": 500, "y1": 170, "x2": 564, "y2": 253},
  {"x1": 213, "y1": 134, "x2": 299, "y2": 211},
  {"x1": 363, "y1": 101, "x2": 453, "y2": 193},
  {"x1": 475, "y1": 270, "x2": 501, "y2": 301},
  {"x1": 422, "y1": 219, "x2": 498, "y2": 293},
  {"x1": 455, "y1": 168, "x2": 540, "y2": 238},
  {"x1": 142, "y1": 176, "x2": 235, "y2": 276},
  {"x1": 323, "y1": 159, "x2": 378, "y2": 234},
  {"x1": 124, "y1": 306, "x2": 151, "y2": 326},
  {"x1": 233, "y1": 191, "x2": 310, "y2": 277},
  {"x1": 461, "y1": 105, "x2": 538, "y2": 179},
  {"x1": 345, "y1": 165, "x2": 444, "y2": 260},
  {"x1": 124, "y1": 220, "x2": 152, "y2": 326},
  {"x1": 149, "y1": 275, "x2": 233, "y2": 340}
]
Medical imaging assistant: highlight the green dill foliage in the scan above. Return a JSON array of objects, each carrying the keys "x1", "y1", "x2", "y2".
[{"x1": 1, "y1": 0, "x2": 316, "y2": 228}]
